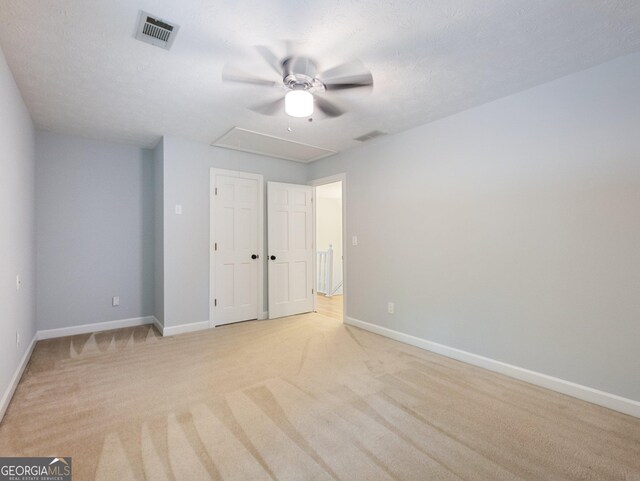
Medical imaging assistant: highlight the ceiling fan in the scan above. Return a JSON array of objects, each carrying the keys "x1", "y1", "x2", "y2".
[{"x1": 222, "y1": 45, "x2": 374, "y2": 119}]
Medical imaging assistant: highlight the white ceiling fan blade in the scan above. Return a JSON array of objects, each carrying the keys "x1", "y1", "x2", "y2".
[
  {"x1": 318, "y1": 60, "x2": 374, "y2": 91},
  {"x1": 222, "y1": 66, "x2": 279, "y2": 87},
  {"x1": 255, "y1": 45, "x2": 284, "y2": 76},
  {"x1": 314, "y1": 95, "x2": 345, "y2": 118},
  {"x1": 250, "y1": 97, "x2": 285, "y2": 115}
]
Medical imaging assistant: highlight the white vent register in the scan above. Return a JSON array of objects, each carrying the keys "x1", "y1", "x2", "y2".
[{"x1": 135, "y1": 11, "x2": 179, "y2": 50}]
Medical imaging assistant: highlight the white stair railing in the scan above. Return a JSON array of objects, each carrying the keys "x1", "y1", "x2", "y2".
[
  {"x1": 330, "y1": 280, "x2": 343, "y2": 297},
  {"x1": 316, "y1": 245, "x2": 334, "y2": 296}
]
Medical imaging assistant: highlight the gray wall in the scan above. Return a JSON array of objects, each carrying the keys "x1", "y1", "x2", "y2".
[
  {"x1": 35, "y1": 132, "x2": 154, "y2": 330},
  {"x1": 0, "y1": 45, "x2": 36, "y2": 413},
  {"x1": 7, "y1": 46, "x2": 637, "y2": 404},
  {"x1": 153, "y1": 139, "x2": 164, "y2": 324},
  {"x1": 308, "y1": 53, "x2": 640, "y2": 402},
  {"x1": 161, "y1": 136, "x2": 308, "y2": 327}
]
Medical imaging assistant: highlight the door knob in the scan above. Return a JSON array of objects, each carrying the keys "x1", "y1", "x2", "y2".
[
  {"x1": 270, "y1": 255, "x2": 276, "y2": 260},
  {"x1": 251, "y1": 254, "x2": 258, "y2": 259}
]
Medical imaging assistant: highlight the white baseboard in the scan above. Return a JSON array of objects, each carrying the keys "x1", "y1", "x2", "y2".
[
  {"x1": 0, "y1": 333, "x2": 38, "y2": 423},
  {"x1": 37, "y1": 315, "x2": 212, "y2": 339},
  {"x1": 37, "y1": 316, "x2": 156, "y2": 340},
  {"x1": 162, "y1": 320, "x2": 210, "y2": 337},
  {"x1": 152, "y1": 317, "x2": 164, "y2": 335},
  {"x1": 1, "y1": 315, "x2": 205, "y2": 423},
  {"x1": 345, "y1": 316, "x2": 640, "y2": 419}
]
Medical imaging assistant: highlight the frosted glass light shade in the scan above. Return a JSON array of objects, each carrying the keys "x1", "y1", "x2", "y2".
[{"x1": 285, "y1": 90, "x2": 314, "y2": 118}]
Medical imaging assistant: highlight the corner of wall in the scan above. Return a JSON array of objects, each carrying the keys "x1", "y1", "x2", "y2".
[
  {"x1": 0, "y1": 43, "x2": 37, "y2": 423},
  {"x1": 152, "y1": 136, "x2": 165, "y2": 325}
]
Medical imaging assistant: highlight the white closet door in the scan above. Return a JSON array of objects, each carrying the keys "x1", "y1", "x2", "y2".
[
  {"x1": 267, "y1": 182, "x2": 314, "y2": 319},
  {"x1": 213, "y1": 174, "x2": 259, "y2": 325}
]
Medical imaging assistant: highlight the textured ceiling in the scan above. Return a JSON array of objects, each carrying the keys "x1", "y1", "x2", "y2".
[{"x1": 1, "y1": 0, "x2": 640, "y2": 156}]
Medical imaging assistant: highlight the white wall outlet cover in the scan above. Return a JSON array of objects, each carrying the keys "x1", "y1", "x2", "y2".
[
  {"x1": 112, "y1": 296, "x2": 120, "y2": 307},
  {"x1": 352, "y1": 235, "x2": 358, "y2": 246},
  {"x1": 387, "y1": 302, "x2": 395, "y2": 314},
  {"x1": 16, "y1": 275, "x2": 21, "y2": 290},
  {"x1": 16, "y1": 331, "x2": 20, "y2": 347},
  {"x1": 175, "y1": 205, "x2": 183, "y2": 215}
]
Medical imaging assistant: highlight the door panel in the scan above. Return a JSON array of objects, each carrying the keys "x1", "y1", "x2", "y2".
[
  {"x1": 293, "y1": 261, "x2": 308, "y2": 301},
  {"x1": 213, "y1": 175, "x2": 259, "y2": 325},
  {"x1": 268, "y1": 182, "x2": 314, "y2": 319}
]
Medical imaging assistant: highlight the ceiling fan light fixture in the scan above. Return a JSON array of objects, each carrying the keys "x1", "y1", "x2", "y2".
[{"x1": 285, "y1": 90, "x2": 313, "y2": 118}]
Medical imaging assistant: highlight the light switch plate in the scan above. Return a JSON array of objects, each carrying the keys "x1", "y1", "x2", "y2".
[
  {"x1": 175, "y1": 205, "x2": 182, "y2": 215},
  {"x1": 112, "y1": 296, "x2": 120, "y2": 307},
  {"x1": 352, "y1": 235, "x2": 358, "y2": 246}
]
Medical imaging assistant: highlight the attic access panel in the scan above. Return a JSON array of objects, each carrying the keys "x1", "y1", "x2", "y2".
[{"x1": 213, "y1": 128, "x2": 336, "y2": 163}]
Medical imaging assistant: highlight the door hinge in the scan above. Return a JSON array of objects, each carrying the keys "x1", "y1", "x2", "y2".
[
  {"x1": 214, "y1": 242, "x2": 217, "y2": 251},
  {"x1": 214, "y1": 299, "x2": 217, "y2": 307},
  {"x1": 312, "y1": 288, "x2": 314, "y2": 294},
  {"x1": 215, "y1": 187, "x2": 218, "y2": 195}
]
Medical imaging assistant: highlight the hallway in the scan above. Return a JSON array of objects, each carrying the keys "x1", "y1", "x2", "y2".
[{"x1": 316, "y1": 294, "x2": 343, "y2": 320}]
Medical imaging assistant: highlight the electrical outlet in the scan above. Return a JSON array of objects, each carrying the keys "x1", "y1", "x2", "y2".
[
  {"x1": 16, "y1": 330, "x2": 20, "y2": 347},
  {"x1": 112, "y1": 296, "x2": 120, "y2": 307},
  {"x1": 387, "y1": 302, "x2": 395, "y2": 314},
  {"x1": 352, "y1": 235, "x2": 358, "y2": 246},
  {"x1": 16, "y1": 275, "x2": 21, "y2": 290},
  {"x1": 175, "y1": 204, "x2": 182, "y2": 215}
]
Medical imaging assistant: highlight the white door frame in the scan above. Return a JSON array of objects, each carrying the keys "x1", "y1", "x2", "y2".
[
  {"x1": 310, "y1": 173, "x2": 347, "y2": 322},
  {"x1": 210, "y1": 168, "x2": 265, "y2": 328}
]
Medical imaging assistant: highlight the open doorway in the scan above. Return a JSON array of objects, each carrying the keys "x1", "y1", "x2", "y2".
[{"x1": 314, "y1": 180, "x2": 344, "y2": 320}]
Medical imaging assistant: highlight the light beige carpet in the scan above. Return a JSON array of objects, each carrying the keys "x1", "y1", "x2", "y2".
[{"x1": 0, "y1": 313, "x2": 639, "y2": 480}]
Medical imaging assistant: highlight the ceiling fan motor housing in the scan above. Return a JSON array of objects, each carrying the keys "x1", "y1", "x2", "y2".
[{"x1": 282, "y1": 56, "x2": 324, "y2": 91}]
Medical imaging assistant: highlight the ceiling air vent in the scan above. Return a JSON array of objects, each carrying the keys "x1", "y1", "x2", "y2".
[
  {"x1": 135, "y1": 11, "x2": 179, "y2": 50},
  {"x1": 354, "y1": 130, "x2": 386, "y2": 142}
]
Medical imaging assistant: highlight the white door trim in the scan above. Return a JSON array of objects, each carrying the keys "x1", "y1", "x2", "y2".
[
  {"x1": 310, "y1": 173, "x2": 347, "y2": 322},
  {"x1": 210, "y1": 168, "x2": 264, "y2": 328}
]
